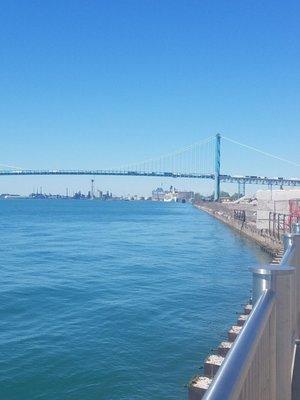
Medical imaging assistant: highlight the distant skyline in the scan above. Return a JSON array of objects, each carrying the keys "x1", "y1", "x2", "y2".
[{"x1": 1, "y1": 1, "x2": 300, "y2": 196}]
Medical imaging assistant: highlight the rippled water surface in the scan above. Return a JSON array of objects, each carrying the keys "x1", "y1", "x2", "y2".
[{"x1": 0, "y1": 200, "x2": 270, "y2": 400}]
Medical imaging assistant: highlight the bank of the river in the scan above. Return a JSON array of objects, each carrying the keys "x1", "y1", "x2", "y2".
[{"x1": 194, "y1": 201, "x2": 283, "y2": 257}]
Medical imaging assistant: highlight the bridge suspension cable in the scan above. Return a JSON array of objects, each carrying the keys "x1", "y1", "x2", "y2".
[
  {"x1": 0, "y1": 163, "x2": 23, "y2": 170},
  {"x1": 223, "y1": 136, "x2": 300, "y2": 168},
  {"x1": 117, "y1": 135, "x2": 216, "y2": 175}
]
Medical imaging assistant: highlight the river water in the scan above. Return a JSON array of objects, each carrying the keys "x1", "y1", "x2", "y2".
[{"x1": 0, "y1": 200, "x2": 270, "y2": 400}]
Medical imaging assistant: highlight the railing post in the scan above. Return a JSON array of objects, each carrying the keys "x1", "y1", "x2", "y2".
[
  {"x1": 252, "y1": 265, "x2": 295, "y2": 400},
  {"x1": 252, "y1": 268, "x2": 272, "y2": 304},
  {"x1": 283, "y1": 233, "x2": 293, "y2": 252},
  {"x1": 284, "y1": 224, "x2": 300, "y2": 337},
  {"x1": 272, "y1": 266, "x2": 295, "y2": 400},
  {"x1": 293, "y1": 223, "x2": 300, "y2": 235}
]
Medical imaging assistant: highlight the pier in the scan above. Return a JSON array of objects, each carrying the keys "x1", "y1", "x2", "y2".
[{"x1": 188, "y1": 222, "x2": 300, "y2": 400}]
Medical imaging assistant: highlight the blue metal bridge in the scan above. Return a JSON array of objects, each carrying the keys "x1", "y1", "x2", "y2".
[
  {"x1": 0, "y1": 169, "x2": 299, "y2": 186},
  {"x1": 1, "y1": 134, "x2": 299, "y2": 200}
]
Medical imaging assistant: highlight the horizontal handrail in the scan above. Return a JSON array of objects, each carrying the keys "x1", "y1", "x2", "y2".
[{"x1": 202, "y1": 289, "x2": 275, "y2": 400}]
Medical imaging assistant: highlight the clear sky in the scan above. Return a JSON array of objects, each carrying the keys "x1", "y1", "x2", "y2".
[{"x1": 1, "y1": 0, "x2": 300, "y2": 196}]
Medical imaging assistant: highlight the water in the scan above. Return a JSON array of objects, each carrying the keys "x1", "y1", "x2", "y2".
[{"x1": 0, "y1": 200, "x2": 270, "y2": 400}]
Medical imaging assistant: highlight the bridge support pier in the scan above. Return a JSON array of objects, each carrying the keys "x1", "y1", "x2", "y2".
[{"x1": 238, "y1": 181, "x2": 246, "y2": 198}]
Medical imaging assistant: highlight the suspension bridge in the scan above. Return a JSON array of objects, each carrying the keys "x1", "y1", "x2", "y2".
[{"x1": 1, "y1": 134, "x2": 299, "y2": 200}]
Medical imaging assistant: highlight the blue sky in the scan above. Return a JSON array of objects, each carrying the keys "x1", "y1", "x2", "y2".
[{"x1": 1, "y1": 0, "x2": 300, "y2": 196}]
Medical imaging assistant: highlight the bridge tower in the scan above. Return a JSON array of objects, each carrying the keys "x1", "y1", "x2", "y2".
[{"x1": 214, "y1": 133, "x2": 221, "y2": 201}]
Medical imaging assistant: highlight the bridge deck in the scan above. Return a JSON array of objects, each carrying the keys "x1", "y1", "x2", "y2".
[{"x1": 0, "y1": 170, "x2": 299, "y2": 186}]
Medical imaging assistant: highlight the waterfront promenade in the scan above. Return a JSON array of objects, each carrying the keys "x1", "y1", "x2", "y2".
[{"x1": 189, "y1": 203, "x2": 300, "y2": 400}]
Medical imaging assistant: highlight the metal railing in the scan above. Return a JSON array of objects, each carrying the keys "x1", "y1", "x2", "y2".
[
  {"x1": 268, "y1": 211, "x2": 292, "y2": 239},
  {"x1": 268, "y1": 212, "x2": 300, "y2": 240},
  {"x1": 233, "y1": 209, "x2": 246, "y2": 223},
  {"x1": 200, "y1": 223, "x2": 300, "y2": 400}
]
